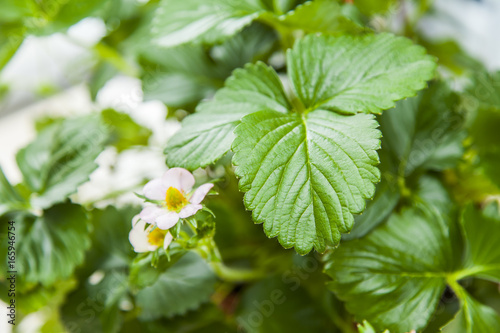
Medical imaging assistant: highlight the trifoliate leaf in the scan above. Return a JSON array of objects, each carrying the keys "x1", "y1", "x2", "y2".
[
  {"x1": 152, "y1": 0, "x2": 268, "y2": 47},
  {"x1": 13, "y1": 203, "x2": 91, "y2": 286},
  {"x1": 165, "y1": 61, "x2": 290, "y2": 170},
  {"x1": 16, "y1": 115, "x2": 109, "y2": 209},
  {"x1": 442, "y1": 285, "x2": 500, "y2": 333},
  {"x1": 325, "y1": 205, "x2": 459, "y2": 332},
  {"x1": 287, "y1": 33, "x2": 436, "y2": 115},
  {"x1": 135, "y1": 251, "x2": 217, "y2": 319},
  {"x1": 460, "y1": 203, "x2": 500, "y2": 283},
  {"x1": 0, "y1": 166, "x2": 26, "y2": 216},
  {"x1": 232, "y1": 110, "x2": 380, "y2": 254}
]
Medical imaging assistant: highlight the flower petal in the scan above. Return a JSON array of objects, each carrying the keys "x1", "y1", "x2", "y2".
[
  {"x1": 156, "y1": 212, "x2": 180, "y2": 229},
  {"x1": 162, "y1": 168, "x2": 195, "y2": 192},
  {"x1": 129, "y1": 219, "x2": 158, "y2": 253},
  {"x1": 163, "y1": 232, "x2": 174, "y2": 250},
  {"x1": 189, "y1": 183, "x2": 214, "y2": 204},
  {"x1": 179, "y1": 204, "x2": 202, "y2": 218},
  {"x1": 143, "y1": 178, "x2": 168, "y2": 200},
  {"x1": 139, "y1": 206, "x2": 165, "y2": 224}
]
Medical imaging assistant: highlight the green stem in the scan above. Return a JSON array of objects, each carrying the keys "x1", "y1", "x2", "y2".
[{"x1": 210, "y1": 262, "x2": 267, "y2": 283}]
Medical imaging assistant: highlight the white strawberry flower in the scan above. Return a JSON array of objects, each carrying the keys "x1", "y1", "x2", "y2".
[
  {"x1": 129, "y1": 215, "x2": 173, "y2": 253},
  {"x1": 139, "y1": 168, "x2": 213, "y2": 230}
]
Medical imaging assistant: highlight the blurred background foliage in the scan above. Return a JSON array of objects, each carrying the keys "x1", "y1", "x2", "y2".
[{"x1": 1, "y1": 0, "x2": 500, "y2": 332}]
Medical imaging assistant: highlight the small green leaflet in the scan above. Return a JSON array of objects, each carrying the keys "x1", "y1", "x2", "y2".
[
  {"x1": 233, "y1": 110, "x2": 380, "y2": 254},
  {"x1": 287, "y1": 34, "x2": 436, "y2": 114},
  {"x1": 0, "y1": 167, "x2": 26, "y2": 216},
  {"x1": 16, "y1": 115, "x2": 109, "y2": 209},
  {"x1": 165, "y1": 61, "x2": 290, "y2": 170}
]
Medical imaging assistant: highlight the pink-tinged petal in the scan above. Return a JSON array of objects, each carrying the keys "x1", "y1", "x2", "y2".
[
  {"x1": 162, "y1": 168, "x2": 195, "y2": 192},
  {"x1": 163, "y1": 232, "x2": 173, "y2": 250},
  {"x1": 129, "y1": 220, "x2": 158, "y2": 253},
  {"x1": 139, "y1": 206, "x2": 165, "y2": 224},
  {"x1": 189, "y1": 183, "x2": 214, "y2": 204},
  {"x1": 143, "y1": 178, "x2": 168, "y2": 200},
  {"x1": 179, "y1": 204, "x2": 202, "y2": 218},
  {"x1": 156, "y1": 212, "x2": 180, "y2": 230}
]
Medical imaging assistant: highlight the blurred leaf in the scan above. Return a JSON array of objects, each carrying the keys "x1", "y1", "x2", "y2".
[
  {"x1": 325, "y1": 203, "x2": 459, "y2": 332},
  {"x1": 460, "y1": 203, "x2": 500, "y2": 283},
  {"x1": 135, "y1": 251, "x2": 217, "y2": 319},
  {"x1": 0, "y1": 166, "x2": 26, "y2": 216},
  {"x1": 236, "y1": 276, "x2": 337, "y2": 333},
  {"x1": 352, "y1": 0, "x2": 398, "y2": 16},
  {"x1": 141, "y1": 23, "x2": 276, "y2": 109},
  {"x1": 12, "y1": 203, "x2": 91, "y2": 286},
  {"x1": 152, "y1": 0, "x2": 269, "y2": 47},
  {"x1": 468, "y1": 71, "x2": 500, "y2": 110},
  {"x1": 16, "y1": 115, "x2": 109, "y2": 209},
  {"x1": 101, "y1": 109, "x2": 152, "y2": 152},
  {"x1": 442, "y1": 285, "x2": 500, "y2": 333},
  {"x1": 379, "y1": 82, "x2": 465, "y2": 176},
  {"x1": 277, "y1": 0, "x2": 365, "y2": 34},
  {"x1": 89, "y1": 61, "x2": 119, "y2": 100},
  {"x1": 357, "y1": 321, "x2": 389, "y2": 333}
]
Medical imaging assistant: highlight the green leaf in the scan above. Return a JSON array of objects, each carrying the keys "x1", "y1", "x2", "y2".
[
  {"x1": 459, "y1": 203, "x2": 500, "y2": 283},
  {"x1": 165, "y1": 61, "x2": 290, "y2": 170},
  {"x1": 16, "y1": 115, "x2": 109, "y2": 209},
  {"x1": 287, "y1": 33, "x2": 436, "y2": 114},
  {"x1": 135, "y1": 251, "x2": 217, "y2": 319},
  {"x1": 13, "y1": 203, "x2": 91, "y2": 286},
  {"x1": 325, "y1": 204, "x2": 459, "y2": 332},
  {"x1": 357, "y1": 321, "x2": 389, "y2": 333},
  {"x1": 467, "y1": 71, "x2": 500, "y2": 109},
  {"x1": 278, "y1": 0, "x2": 365, "y2": 34},
  {"x1": 101, "y1": 109, "x2": 152, "y2": 152},
  {"x1": 379, "y1": 82, "x2": 465, "y2": 176},
  {"x1": 152, "y1": 0, "x2": 268, "y2": 47},
  {"x1": 232, "y1": 110, "x2": 380, "y2": 254},
  {"x1": 352, "y1": 0, "x2": 398, "y2": 15},
  {"x1": 0, "y1": 166, "x2": 26, "y2": 216},
  {"x1": 142, "y1": 24, "x2": 276, "y2": 109},
  {"x1": 442, "y1": 285, "x2": 500, "y2": 333}
]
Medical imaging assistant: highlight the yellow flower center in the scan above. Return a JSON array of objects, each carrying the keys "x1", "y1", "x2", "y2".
[
  {"x1": 147, "y1": 227, "x2": 167, "y2": 247},
  {"x1": 165, "y1": 187, "x2": 188, "y2": 211}
]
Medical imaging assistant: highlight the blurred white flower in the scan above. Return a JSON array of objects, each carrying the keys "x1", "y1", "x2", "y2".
[
  {"x1": 139, "y1": 168, "x2": 213, "y2": 230},
  {"x1": 129, "y1": 215, "x2": 173, "y2": 253}
]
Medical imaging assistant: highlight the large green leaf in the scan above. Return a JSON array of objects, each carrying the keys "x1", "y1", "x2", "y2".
[
  {"x1": 325, "y1": 204, "x2": 459, "y2": 332},
  {"x1": 16, "y1": 115, "x2": 109, "y2": 209},
  {"x1": 459, "y1": 203, "x2": 500, "y2": 283},
  {"x1": 14, "y1": 203, "x2": 91, "y2": 286},
  {"x1": 165, "y1": 61, "x2": 290, "y2": 170},
  {"x1": 233, "y1": 110, "x2": 380, "y2": 254},
  {"x1": 135, "y1": 251, "x2": 217, "y2": 319},
  {"x1": 442, "y1": 285, "x2": 500, "y2": 333},
  {"x1": 152, "y1": 0, "x2": 268, "y2": 47},
  {"x1": 467, "y1": 70, "x2": 500, "y2": 109},
  {"x1": 287, "y1": 33, "x2": 436, "y2": 115}
]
